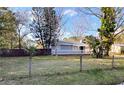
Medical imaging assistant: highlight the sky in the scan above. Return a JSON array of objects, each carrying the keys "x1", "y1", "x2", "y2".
[{"x1": 11, "y1": 7, "x2": 101, "y2": 39}]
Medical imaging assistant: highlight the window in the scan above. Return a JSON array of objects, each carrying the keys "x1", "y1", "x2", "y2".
[
  {"x1": 60, "y1": 45, "x2": 73, "y2": 50},
  {"x1": 80, "y1": 46, "x2": 84, "y2": 50}
]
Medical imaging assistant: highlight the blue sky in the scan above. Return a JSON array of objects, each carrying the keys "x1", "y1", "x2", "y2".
[{"x1": 11, "y1": 7, "x2": 101, "y2": 39}]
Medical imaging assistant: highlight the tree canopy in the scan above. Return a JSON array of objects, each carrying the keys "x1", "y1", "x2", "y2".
[
  {"x1": 0, "y1": 8, "x2": 17, "y2": 48},
  {"x1": 30, "y1": 7, "x2": 59, "y2": 49}
]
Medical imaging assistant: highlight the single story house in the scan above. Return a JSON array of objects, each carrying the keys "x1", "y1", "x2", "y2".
[
  {"x1": 51, "y1": 41, "x2": 91, "y2": 55},
  {"x1": 110, "y1": 44, "x2": 124, "y2": 54}
]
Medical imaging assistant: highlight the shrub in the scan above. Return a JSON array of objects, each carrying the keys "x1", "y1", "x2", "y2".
[{"x1": 0, "y1": 49, "x2": 51, "y2": 57}]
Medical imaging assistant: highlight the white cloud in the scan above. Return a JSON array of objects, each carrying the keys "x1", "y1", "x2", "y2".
[{"x1": 63, "y1": 9, "x2": 77, "y2": 16}]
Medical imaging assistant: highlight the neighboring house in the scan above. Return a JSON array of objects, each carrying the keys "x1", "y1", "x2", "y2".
[
  {"x1": 51, "y1": 41, "x2": 91, "y2": 55},
  {"x1": 110, "y1": 44, "x2": 124, "y2": 54},
  {"x1": 110, "y1": 26, "x2": 124, "y2": 55}
]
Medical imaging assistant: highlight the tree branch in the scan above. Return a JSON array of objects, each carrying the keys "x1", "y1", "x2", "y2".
[
  {"x1": 78, "y1": 8, "x2": 101, "y2": 19},
  {"x1": 114, "y1": 29, "x2": 124, "y2": 37}
]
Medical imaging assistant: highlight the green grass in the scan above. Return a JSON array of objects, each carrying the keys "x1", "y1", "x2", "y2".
[{"x1": 0, "y1": 55, "x2": 124, "y2": 85}]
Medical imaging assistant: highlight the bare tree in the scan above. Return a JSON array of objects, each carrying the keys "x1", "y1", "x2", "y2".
[
  {"x1": 71, "y1": 20, "x2": 85, "y2": 38},
  {"x1": 55, "y1": 8, "x2": 69, "y2": 39},
  {"x1": 14, "y1": 11, "x2": 29, "y2": 49}
]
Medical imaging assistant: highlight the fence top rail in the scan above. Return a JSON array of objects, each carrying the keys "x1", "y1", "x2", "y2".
[{"x1": 52, "y1": 53, "x2": 90, "y2": 56}]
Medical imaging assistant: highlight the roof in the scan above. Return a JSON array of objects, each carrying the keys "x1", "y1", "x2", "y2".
[
  {"x1": 57, "y1": 41, "x2": 87, "y2": 46},
  {"x1": 113, "y1": 44, "x2": 124, "y2": 46}
]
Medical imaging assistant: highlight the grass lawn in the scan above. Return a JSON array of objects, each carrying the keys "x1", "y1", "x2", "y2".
[{"x1": 0, "y1": 55, "x2": 124, "y2": 85}]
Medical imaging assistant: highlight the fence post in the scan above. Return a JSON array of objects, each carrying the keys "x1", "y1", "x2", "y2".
[
  {"x1": 29, "y1": 54, "x2": 32, "y2": 78},
  {"x1": 112, "y1": 55, "x2": 114, "y2": 69},
  {"x1": 55, "y1": 49, "x2": 58, "y2": 57},
  {"x1": 80, "y1": 55, "x2": 83, "y2": 72}
]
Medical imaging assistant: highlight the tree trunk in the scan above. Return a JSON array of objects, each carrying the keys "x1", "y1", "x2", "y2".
[
  {"x1": 19, "y1": 30, "x2": 21, "y2": 49},
  {"x1": 40, "y1": 34, "x2": 45, "y2": 49},
  {"x1": 95, "y1": 47, "x2": 103, "y2": 58},
  {"x1": 112, "y1": 55, "x2": 115, "y2": 69},
  {"x1": 105, "y1": 38, "x2": 113, "y2": 56},
  {"x1": 98, "y1": 46, "x2": 103, "y2": 58},
  {"x1": 10, "y1": 32, "x2": 14, "y2": 49},
  {"x1": 105, "y1": 47, "x2": 110, "y2": 56},
  {"x1": 10, "y1": 38, "x2": 13, "y2": 49}
]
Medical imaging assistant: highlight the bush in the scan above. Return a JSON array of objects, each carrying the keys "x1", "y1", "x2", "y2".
[{"x1": 0, "y1": 49, "x2": 51, "y2": 57}]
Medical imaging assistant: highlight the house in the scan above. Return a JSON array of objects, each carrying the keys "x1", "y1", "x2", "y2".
[
  {"x1": 110, "y1": 27, "x2": 124, "y2": 55},
  {"x1": 51, "y1": 41, "x2": 91, "y2": 55},
  {"x1": 110, "y1": 44, "x2": 124, "y2": 54}
]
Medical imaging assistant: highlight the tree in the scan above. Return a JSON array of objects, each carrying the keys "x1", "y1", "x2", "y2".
[
  {"x1": 0, "y1": 7, "x2": 16, "y2": 49},
  {"x1": 24, "y1": 39, "x2": 36, "y2": 77},
  {"x1": 85, "y1": 35, "x2": 103, "y2": 58},
  {"x1": 55, "y1": 8, "x2": 69, "y2": 40},
  {"x1": 30, "y1": 7, "x2": 59, "y2": 49},
  {"x1": 80, "y1": 7, "x2": 124, "y2": 57},
  {"x1": 71, "y1": 21, "x2": 85, "y2": 38},
  {"x1": 98, "y1": 8, "x2": 116, "y2": 56},
  {"x1": 14, "y1": 11, "x2": 29, "y2": 49}
]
